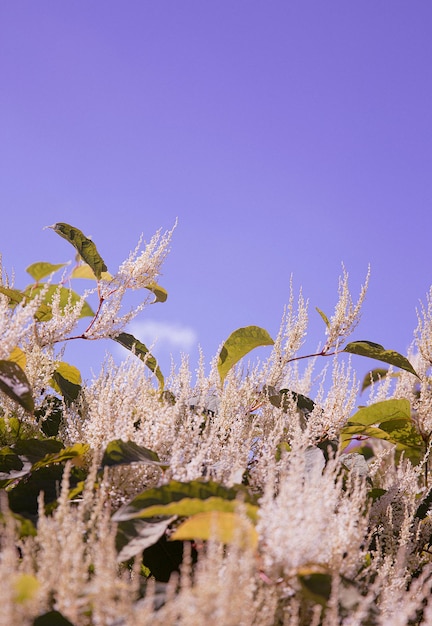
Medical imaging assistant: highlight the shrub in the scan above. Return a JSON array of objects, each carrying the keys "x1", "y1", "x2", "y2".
[{"x1": 1, "y1": 223, "x2": 432, "y2": 625}]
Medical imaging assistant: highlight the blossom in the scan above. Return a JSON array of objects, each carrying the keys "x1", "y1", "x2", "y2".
[
  {"x1": 323, "y1": 264, "x2": 370, "y2": 352},
  {"x1": 116, "y1": 222, "x2": 176, "y2": 291}
]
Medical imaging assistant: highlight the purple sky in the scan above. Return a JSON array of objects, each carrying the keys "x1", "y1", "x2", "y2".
[{"x1": 1, "y1": 2, "x2": 432, "y2": 383}]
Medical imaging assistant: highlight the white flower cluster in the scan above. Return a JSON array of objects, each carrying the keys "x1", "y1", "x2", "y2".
[
  {"x1": 116, "y1": 222, "x2": 176, "y2": 291},
  {"x1": 416, "y1": 286, "x2": 432, "y2": 366},
  {"x1": 81, "y1": 223, "x2": 176, "y2": 340},
  {"x1": 0, "y1": 286, "x2": 44, "y2": 360},
  {"x1": 323, "y1": 265, "x2": 370, "y2": 352},
  {"x1": 266, "y1": 277, "x2": 309, "y2": 388},
  {"x1": 257, "y1": 452, "x2": 368, "y2": 577}
]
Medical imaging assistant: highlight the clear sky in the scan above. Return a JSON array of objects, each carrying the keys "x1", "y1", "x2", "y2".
[{"x1": 1, "y1": 2, "x2": 432, "y2": 383}]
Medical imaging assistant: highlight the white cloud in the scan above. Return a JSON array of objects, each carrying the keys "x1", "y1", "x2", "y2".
[{"x1": 127, "y1": 319, "x2": 198, "y2": 353}]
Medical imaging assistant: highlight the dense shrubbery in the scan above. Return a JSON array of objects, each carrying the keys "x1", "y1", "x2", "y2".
[{"x1": 1, "y1": 223, "x2": 432, "y2": 625}]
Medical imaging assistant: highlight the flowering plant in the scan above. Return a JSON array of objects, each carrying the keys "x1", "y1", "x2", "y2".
[{"x1": 1, "y1": 223, "x2": 432, "y2": 625}]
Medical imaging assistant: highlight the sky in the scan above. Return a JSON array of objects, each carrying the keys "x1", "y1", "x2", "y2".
[{"x1": 1, "y1": 2, "x2": 432, "y2": 387}]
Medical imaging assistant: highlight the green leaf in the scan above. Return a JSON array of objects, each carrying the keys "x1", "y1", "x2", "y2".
[
  {"x1": 24, "y1": 284, "x2": 94, "y2": 319},
  {"x1": 340, "y1": 424, "x2": 388, "y2": 446},
  {"x1": 0, "y1": 286, "x2": 25, "y2": 306},
  {"x1": 0, "y1": 447, "x2": 32, "y2": 482},
  {"x1": 116, "y1": 495, "x2": 258, "y2": 522},
  {"x1": 13, "y1": 439, "x2": 65, "y2": 465},
  {"x1": 316, "y1": 307, "x2": 330, "y2": 328},
  {"x1": 0, "y1": 360, "x2": 34, "y2": 412},
  {"x1": 340, "y1": 400, "x2": 424, "y2": 463},
  {"x1": 0, "y1": 287, "x2": 54, "y2": 322},
  {"x1": 115, "y1": 516, "x2": 176, "y2": 562},
  {"x1": 112, "y1": 480, "x2": 257, "y2": 522},
  {"x1": 8, "y1": 464, "x2": 65, "y2": 516},
  {"x1": 218, "y1": 326, "x2": 274, "y2": 383},
  {"x1": 35, "y1": 397, "x2": 63, "y2": 437},
  {"x1": 52, "y1": 366, "x2": 82, "y2": 405},
  {"x1": 368, "y1": 488, "x2": 387, "y2": 502},
  {"x1": 33, "y1": 611, "x2": 75, "y2": 626},
  {"x1": 341, "y1": 423, "x2": 423, "y2": 464},
  {"x1": 343, "y1": 341, "x2": 418, "y2": 378},
  {"x1": 113, "y1": 332, "x2": 164, "y2": 389},
  {"x1": 101, "y1": 439, "x2": 167, "y2": 469},
  {"x1": 298, "y1": 569, "x2": 332, "y2": 606},
  {"x1": 33, "y1": 303, "x2": 54, "y2": 322},
  {"x1": 415, "y1": 487, "x2": 432, "y2": 521},
  {"x1": 348, "y1": 399, "x2": 411, "y2": 427},
  {"x1": 267, "y1": 386, "x2": 316, "y2": 413},
  {"x1": 30, "y1": 443, "x2": 90, "y2": 471},
  {"x1": 6, "y1": 452, "x2": 87, "y2": 517},
  {"x1": 5, "y1": 513, "x2": 37, "y2": 538},
  {"x1": 141, "y1": 534, "x2": 189, "y2": 582},
  {"x1": 26, "y1": 262, "x2": 67, "y2": 281},
  {"x1": 379, "y1": 418, "x2": 424, "y2": 455},
  {"x1": 379, "y1": 417, "x2": 413, "y2": 433},
  {"x1": 361, "y1": 368, "x2": 390, "y2": 392},
  {"x1": 53, "y1": 362, "x2": 82, "y2": 386},
  {"x1": 50, "y1": 223, "x2": 108, "y2": 280},
  {"x1": 146, "y1": 282, "x2": 168, "y2": 303}
]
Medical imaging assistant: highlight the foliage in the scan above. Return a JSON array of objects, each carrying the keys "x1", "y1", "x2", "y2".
[{"x1": 1, "y1": 222, "x2": 432, "y2": 625}]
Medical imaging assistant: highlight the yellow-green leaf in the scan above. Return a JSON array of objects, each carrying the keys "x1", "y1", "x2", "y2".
[
  {"x1": 8, "y1": 347, "x2": 26, "y2": 369},
  {"x1": 34, "y1": 303, "x2": 54, "y2": 322},
  {"x1": 50, "y1": 223, "x2": 108, "y2": 280},
  {"x1": 112, "y1": 479, "x2": 257, "y2": 522},
  {"x1": 316, "y1": 307, "x2": 330, "y2": 328},
  {"x1": 340, "y1": 422, "x2": 423, "y2": 464},
  {"x1": 26, "y1": 262, "x2": 67, "y2": 281},
  {"x1": 53, "y1": 362, "x2": 82, "y2": 386},
  {"x1": 218, "y1": 325, "x2": 274, "y2": 383},
  {"x1": 50, "y1": 362, "x2": 82, "y2": 405},
  {"x1": 31, "y1": 443, "x2": 90, "y2": 471},
  {"x1": 348, "y1": 399, "x2": 411, "y2": 427},
  {"x1": 13, "y1": 573, "x2": 40, "y2": 603},
  {"x1": 146, "y1": 282, "x2": 168, "y2": 303},
  {"x1": 170, "y1": 511, "x2": 258, "y2": 550},
  {"x1": 24, "y1": 284, "x2": 94, "y2": 319},
  {"x1": 340, "y1": 399, "x2": 424, "y2": 463},
  {"x1": 0, "y1": 286, "x2": 25, "y2": 306},
  {"x1": 0, "y1": 287, "x2": 58, "y2": 322},
  {"x1": 51, "y1": 363, "x2": 82, "y2": 405},
  {"x1": 114, "y1": 496, "x2": 258, "y2": 522},
  {"x1": 71, "y1": 264, "x2": 113, "y2": 281}
]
